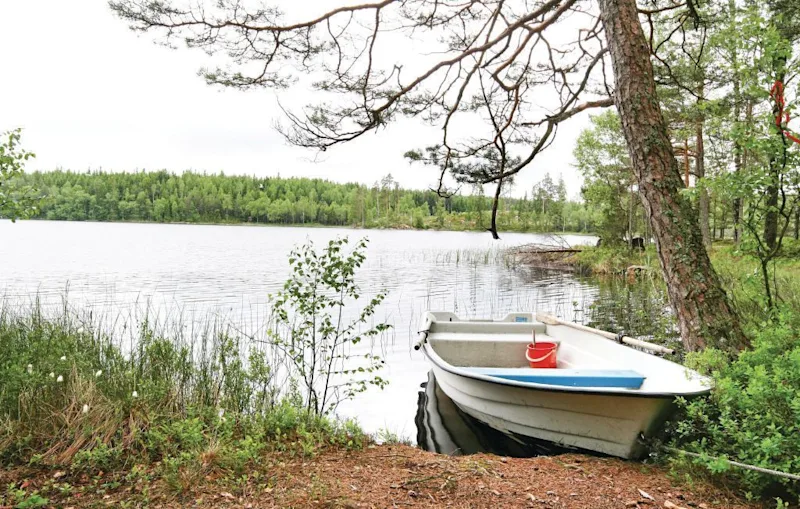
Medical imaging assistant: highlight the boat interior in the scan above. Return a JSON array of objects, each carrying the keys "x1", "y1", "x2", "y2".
[{"x1": 424, "y1": 312, "x2": 710, "y2": 395}]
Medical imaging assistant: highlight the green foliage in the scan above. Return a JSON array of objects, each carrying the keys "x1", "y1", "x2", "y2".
[
  {"x1": 72, "y1": 442, "x2": 124, "y2": 473},
  {"x1": 267, "y1": 237, "x2": 390, "y2": 416},
  {"x1": 0, "y1": 129, "x2": 38, "y2": 221},
  {"x1": 572, "y1": 245, "x2": 659, "y2": 275},
  {"x1": 700, "y1": 0, "x2": 800, "y2": 309},
  {"x1": 573, "y1": 111, "x2": 644, "y2": 244},
  {"x1": 17, "y1": 169, "x2": 597, "y2": 234},
  {"x1": 669, "y1": 310, "x2": 800, "y2": 501},
  {"x1": 3, "y1": 488, "x2": 49, "y2": 509}
]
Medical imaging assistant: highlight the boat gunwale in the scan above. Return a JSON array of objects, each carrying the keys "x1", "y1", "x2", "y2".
[{"x1": 421, "y1": 332, "x2": 713, "y2": 400}]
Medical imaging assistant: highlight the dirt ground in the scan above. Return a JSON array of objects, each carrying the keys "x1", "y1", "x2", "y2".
[{"x1": 0, "y1": 445, "x2": 760, "y2": 508}]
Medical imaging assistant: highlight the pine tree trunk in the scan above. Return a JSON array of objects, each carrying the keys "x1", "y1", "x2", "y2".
[
  {"x1": 735, "y1": 100, "x2": 753, "y2": 245},
  {"x1": 599, "y1": 0, "x2": 748, "y2": 352},
  {"x1": 696, "y1": 86, "x2": 711, "y2": 248},
  {"x1": 732, "y1": 36, "x2": 743, "y2": 246},
  {"x1": 732, "y1": 117, "x2": 742, "y2": 244}
]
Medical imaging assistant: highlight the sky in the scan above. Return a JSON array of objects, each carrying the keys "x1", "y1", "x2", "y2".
[{"x1": 0, "y1": 0, "x2": 593, "y2": 199}]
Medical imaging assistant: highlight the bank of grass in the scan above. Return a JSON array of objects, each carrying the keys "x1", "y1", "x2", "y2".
[
  {"x1": 574, "y1": 241, "x2": 800, "y2": 317},
  {"x1": 0, "y1": 306, "x2": 366, "y2": 505},
  {"x1": 570, "y1": 244, "x2": 660, "y2": 274}
]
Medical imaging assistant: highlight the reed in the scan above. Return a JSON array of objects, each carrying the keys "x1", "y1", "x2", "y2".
[{"x1": 0, "y1": 298, "x2": 368, "y2": 478}]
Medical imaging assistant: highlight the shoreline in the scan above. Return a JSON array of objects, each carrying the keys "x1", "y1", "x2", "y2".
[
  {"x1": 8, "y1": 217, "x2": 597, "y2": 238},
  {"x1": 0, "y1": 444, "x2": 757, "y2": 508}
]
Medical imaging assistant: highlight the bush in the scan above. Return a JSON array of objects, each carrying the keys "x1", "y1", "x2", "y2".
[
  {"x1": 669, "y1": 309, "x2": 800, "y2": 501},
  {"x1": 266, "y1": 237, "x2": 390, "y2": 416}
]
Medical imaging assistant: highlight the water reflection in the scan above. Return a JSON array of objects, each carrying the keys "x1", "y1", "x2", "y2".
[
  {"x1": 581, "y1": 276, "x2": 678, "y2": 350},
  {"x1": 415, "y1": 372, "x2": 590, "y2": 457}
]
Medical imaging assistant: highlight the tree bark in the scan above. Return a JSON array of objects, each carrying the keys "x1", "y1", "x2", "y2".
[
  {"x1": 735, "y1": 99, "x2": 753, "y2": 245},
  {"x1": 599, "y1": 0, "x2": 748, "y2": 352},
  {"x1": 628, "y1": 182, "x2": 634, "y2": 248},
  {"x1": 732, "y1": 116, "x2": 742, "y2": 244},
  {"x1": 696, "y1": 86, "x2": 711, "y2": 248},
  {"x1": 732, "y1": 39, "x2": 743, "y2": 245},
  {"x1": 733, "y1": 196, "x2": 742, "y2": 243},
  {"x1": 488, "y1": 180, "x2": 502, "y2": 240}
]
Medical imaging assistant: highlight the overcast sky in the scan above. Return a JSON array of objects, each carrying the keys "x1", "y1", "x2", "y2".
[{"x1": 0, "y1": 0, "x2": 593, "y2": 198}]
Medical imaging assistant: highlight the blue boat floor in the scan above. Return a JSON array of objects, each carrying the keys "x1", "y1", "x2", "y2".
[{"x1": 464, "y1": 367, "x2": 646, "y2": 389}]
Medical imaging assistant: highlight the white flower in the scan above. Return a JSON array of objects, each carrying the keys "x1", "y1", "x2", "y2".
[
  {"x1": 56, "y1": 375, "x2": 64, "y2": 383},
  {"x1": 95, "y1": 370, "x2": 103, "y2": 378},
  {"x1": 82, "y1": 404, "x2": 89, "y2": 414},
  {"x1": 217, "y1": 408, "x2": 225, "y2": 419},
  {"x1": 60, "y1": 356, "x2": 66, "y2": 361},
  {"x1": 132, "y1": 390, "x2": 138, "y2": 398},
  {"x1": 26, "y1": 364, "x2": 33, "y2": 374},
  {"x1": 49, "y1": 372, "x2": 55, "y2": 378}
]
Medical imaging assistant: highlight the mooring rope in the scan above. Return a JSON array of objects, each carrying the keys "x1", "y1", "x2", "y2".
[{"x1": 667, "y1": 447, "x2": 800, "y2": 482}]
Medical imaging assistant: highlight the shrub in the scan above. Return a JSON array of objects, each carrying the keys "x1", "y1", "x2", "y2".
[
  {"x1": 669, "y1": 309, "x2": 800, "y2": 501},
  {"x1": 266, "y1": 237, "x2": 390, "y2": 416}
]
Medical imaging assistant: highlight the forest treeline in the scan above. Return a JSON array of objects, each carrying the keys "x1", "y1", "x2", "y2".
[{"x1": 17, "y1": 170, "x2": 597, "y2": 233}]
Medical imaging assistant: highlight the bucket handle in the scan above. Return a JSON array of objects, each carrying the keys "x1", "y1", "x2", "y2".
[{"x1": 525, "y1": 347, "x2": 556, "y2": 364}]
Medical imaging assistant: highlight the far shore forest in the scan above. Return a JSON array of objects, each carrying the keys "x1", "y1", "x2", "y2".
[
  {"x1": 18, "y1": 170, "x2": 592, "y2": 234},
  {"x1": 14, "y1": 165, "x2": 789, "y2": 242}
]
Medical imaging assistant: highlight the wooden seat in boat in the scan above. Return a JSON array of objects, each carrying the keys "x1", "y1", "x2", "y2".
[{"x1": 464, "y1": 367, "x2": 646, "y2": 389}]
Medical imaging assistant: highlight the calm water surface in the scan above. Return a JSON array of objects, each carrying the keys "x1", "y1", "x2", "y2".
[{"x1": 0, "y1": 220, "x2": 670, "y2": 447}]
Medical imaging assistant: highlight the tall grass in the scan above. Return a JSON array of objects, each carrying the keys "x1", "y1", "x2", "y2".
[
  {"x1": 0, "y1": 301, "x2": 365, "y2": 474},
  {"x1": 711, "y1": 244, "x2": 800, "y2": 322},
  {"x1": 416, "y1": 246, "x2": 510, "y2": 266}
]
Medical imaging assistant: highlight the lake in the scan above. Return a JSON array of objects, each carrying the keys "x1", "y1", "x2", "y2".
[{"x1": 0, "y1": 220, "x2": 670, "y2": 448}]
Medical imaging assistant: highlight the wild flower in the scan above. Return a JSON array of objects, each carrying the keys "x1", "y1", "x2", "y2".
[
  {"x1": 26, "y1": 364, "x2": 33, "y2": 374},
  {"x1": 218, "y1": 408, "x2": 225, "y2": 419},
  {"x1": 82, "y1": 404, "x2": 89, "y2": 414},
  {"x1": 49, "y1": 372, "x2": 55, "y2": 378},
  {"x1": 60, "y1": 355, "x2": 66, "y2": 361},
  {"x1": 132, "y1": 390, "x2": 138, "y2": 398},
  {"x1": 56, "y1": 375, "x2": 64, "y2": 383},
  {"x1": 95, "y1": 370, "x2": 102, "y2": 378}
]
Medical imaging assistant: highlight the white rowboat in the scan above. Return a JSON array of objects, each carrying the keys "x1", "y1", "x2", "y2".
[{"x1": 417, "y1": 311, "x2": 712, "y2": 459}]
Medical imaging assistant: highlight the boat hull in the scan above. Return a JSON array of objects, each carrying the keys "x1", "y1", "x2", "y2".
[{"x1": 430, "y1": 364, "x2": 676, "y2": 459}]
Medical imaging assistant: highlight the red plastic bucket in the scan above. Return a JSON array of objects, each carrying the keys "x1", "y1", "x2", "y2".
[{"x1": 526, "y1": 342, "x2": 558, "y2": 368}]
